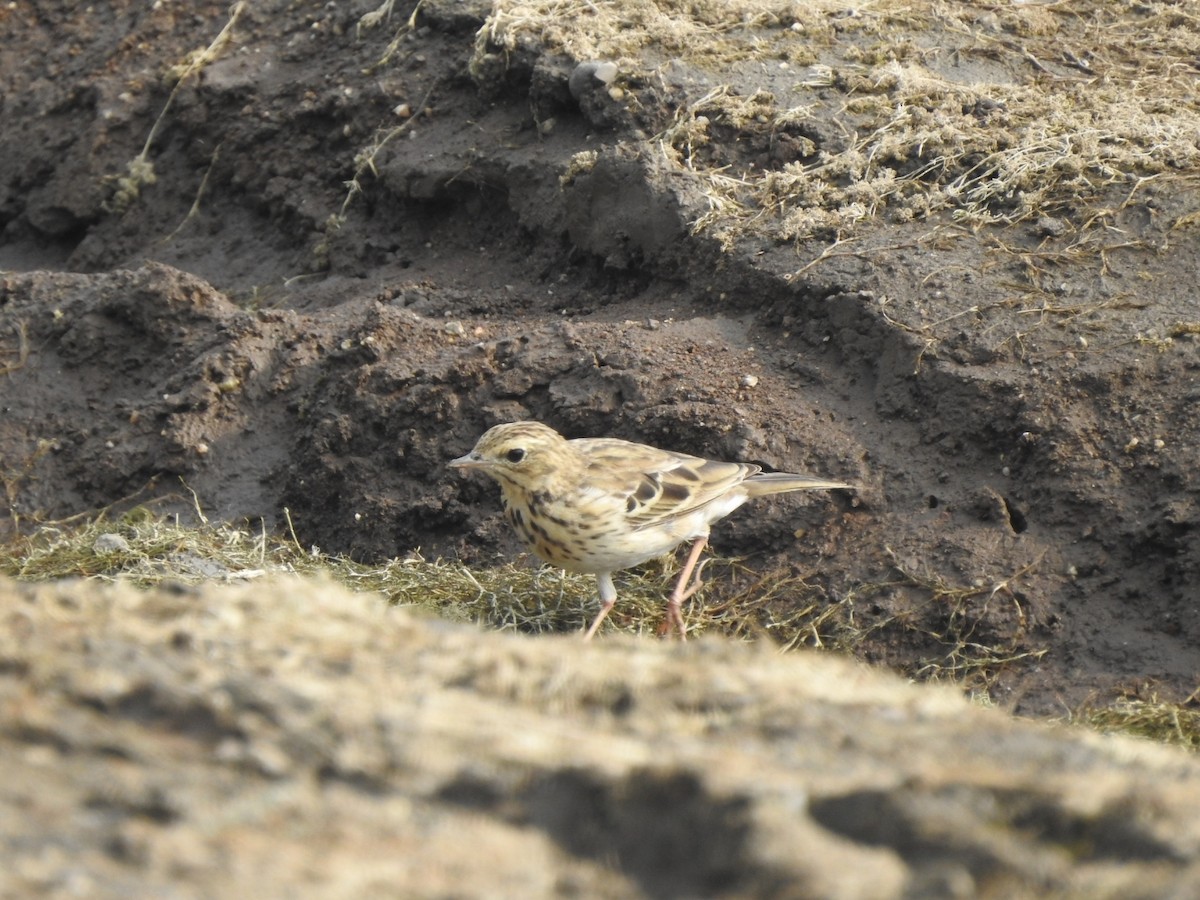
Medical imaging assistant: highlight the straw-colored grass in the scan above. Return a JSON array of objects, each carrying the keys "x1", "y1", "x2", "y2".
[
  {"x1": 1075, "y1": 694, "x2": 1200, "y2": 753},
  {"x1": 4, "y1": 511, "x2": 1196, "y2": 751},
  {"x1": 465, "y1": 0, "x2": 1200, "y2": 246},
  {"x1": 104, "y1": 2, "x2": 247, "y2": 215},
  {"x1": 0, "y1": 510, "x2": 851, "y2": 642},
  {"x1": 0, "y1": 509, "x2": 1020, "y2": 671}
]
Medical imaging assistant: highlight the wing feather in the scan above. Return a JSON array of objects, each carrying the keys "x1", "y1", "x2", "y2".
[{"x1": 571, "y1": 437, "x2": 758, "y2": 530}]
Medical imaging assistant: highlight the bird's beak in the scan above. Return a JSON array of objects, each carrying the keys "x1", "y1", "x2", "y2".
[{"x1": 448, "y1": 453, "x2": 485, "y2": 469}]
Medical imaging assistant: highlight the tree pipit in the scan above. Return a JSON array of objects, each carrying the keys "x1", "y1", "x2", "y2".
[{"x1": 450, "y1": 421, "x2": 851, "y2": 640}]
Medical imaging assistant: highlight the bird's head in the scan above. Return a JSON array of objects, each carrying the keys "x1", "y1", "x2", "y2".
[{"x1": 449, "y1": 421, "x2": 574, "y2": 491}]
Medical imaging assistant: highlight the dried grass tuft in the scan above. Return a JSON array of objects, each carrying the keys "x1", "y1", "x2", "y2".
[
  {"x1": 470, "y1": 0, "x2": 1200, "y2": 244},
  {"x1": 1076, "y1": 694, "x2": 1200, "y2": 752}
]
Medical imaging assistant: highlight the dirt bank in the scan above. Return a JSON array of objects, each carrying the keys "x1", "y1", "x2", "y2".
[{"x1": 2, "y1": 0, "x2": 1199, "y2": 717}]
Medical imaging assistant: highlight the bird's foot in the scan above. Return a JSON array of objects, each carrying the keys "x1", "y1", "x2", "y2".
[{"x1": 658, "y1": 559, "x2": 712, "y2": 640}]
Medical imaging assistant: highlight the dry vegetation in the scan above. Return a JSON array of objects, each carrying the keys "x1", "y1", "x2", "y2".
[
  {"x1": 472, "y1": 0, "x2": 1200, "y2": 246},
  {"x1": 2, "y1": 506, "x2": 845, "y2": 641},
  {"x1": 4, "y1": 512, "x2": 1198, "y2": 751},
  {"x1": 103, "y1": 2, "x2": 247, "y2": 216}
]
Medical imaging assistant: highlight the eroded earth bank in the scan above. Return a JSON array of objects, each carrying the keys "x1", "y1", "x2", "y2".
[{"x1": 2, "y1": 0, "x2": 1200, "y2": 894}]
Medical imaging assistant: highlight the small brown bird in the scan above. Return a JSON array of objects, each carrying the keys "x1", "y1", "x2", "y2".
[{"x1": 449, "y1": 421, "x2": 850, "y2": 640}]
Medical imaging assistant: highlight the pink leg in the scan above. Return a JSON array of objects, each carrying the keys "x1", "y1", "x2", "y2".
[
  {"x1": 661, "y1": 537, "x2": 708, "y2": 641},
  {"x1": 583, "y1": 573, "x2": 617, "y2": 641}
]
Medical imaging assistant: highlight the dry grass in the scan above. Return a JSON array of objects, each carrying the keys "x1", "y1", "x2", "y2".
[
  {"x1": 0, "y1": 509, "x2": 939, "y2": 658},
  {"x1": 103, "y1": 2, "x2": 246, "y2": 215},
  {"x1": 3, "y1": 512, "x2": 1196, "y2": 751},
  {"x1": 0, "y1": 510, "x2": 841, "y2": 641},
  {"x1": 1076, "y1": 694, "x2": 1200, "y2": 753},
  {"x1": 0, "y1": 510, "x2": 1175, "y2": 750},
  {"x1": 470, "y1": 0, "x2": 1200, "y2": 245},
  {"x1": 472, "y1": 0, "x2": 864, "y2": 65}
]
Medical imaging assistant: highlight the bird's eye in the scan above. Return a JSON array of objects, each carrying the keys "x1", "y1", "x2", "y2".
[{"x1": 504, "y1": 448, "x2": 526, "y2": 463}]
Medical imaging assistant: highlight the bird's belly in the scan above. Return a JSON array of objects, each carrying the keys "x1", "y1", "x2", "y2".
[
  {"x1": 507, "y1": 498, "x2": 711, "y2": 575},
  {"x1": 544, "y1": 510, "x2": 711, "y2": 574}
]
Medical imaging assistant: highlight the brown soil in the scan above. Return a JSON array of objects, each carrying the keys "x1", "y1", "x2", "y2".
[{"x1": 2, "y1": 0, "x2": 1199, "y2": 717}]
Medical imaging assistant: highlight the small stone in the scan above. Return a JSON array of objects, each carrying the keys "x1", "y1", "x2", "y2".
[
  {"x1": 1036, "y1": 216, "x2": 1068, "y2": 238},
  {"x1": 569, "y1": 61, "x2": 619, "y2": 100},
  {"x1": 93, "y1": 533, "x2": 131, "y2": 555}
]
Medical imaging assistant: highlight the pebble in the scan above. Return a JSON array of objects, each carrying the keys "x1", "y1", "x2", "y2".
[
  {"x1": 568, "y1": 61, "x2": 619, "y2": 100},
  {"x1": 93, "y1": 533, "x2": 131, "y2": 554}
]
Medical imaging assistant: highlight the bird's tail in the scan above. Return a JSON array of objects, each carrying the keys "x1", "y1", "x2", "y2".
[{"x1": 743, "y1": 472, "x2": 851, "y2": 497}]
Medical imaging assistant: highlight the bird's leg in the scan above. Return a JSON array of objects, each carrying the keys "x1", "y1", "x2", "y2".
[
  {"x1": 583, "y1": 572, "x2": 618, "y2": 641},
  {"x1": 661, "y1": 536, "x2": 709, "y2": 641},
  {"x1": 677, "y1": 558, "x2": 712, "y2": 603}
]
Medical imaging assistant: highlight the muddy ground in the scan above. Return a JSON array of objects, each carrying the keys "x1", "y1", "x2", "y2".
[{"x1": 2, "y1": 0, "x2": 1199, "y2": 718}]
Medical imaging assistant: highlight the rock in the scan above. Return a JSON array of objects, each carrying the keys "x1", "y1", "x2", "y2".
[
  {"x1": 568, "y1": 61, "x2": 619, "y2": 100},
  {"x1": 2, "y1": 575, "x2": 1199, "y2": 897},
  {"x1": 92, "y1": 532, "x2": 130, "y2": 554}
]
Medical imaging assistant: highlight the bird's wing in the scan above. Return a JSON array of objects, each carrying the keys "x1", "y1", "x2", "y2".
[{"x1": 572, "y1": 438, "x2": 758, "y2": 530}]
